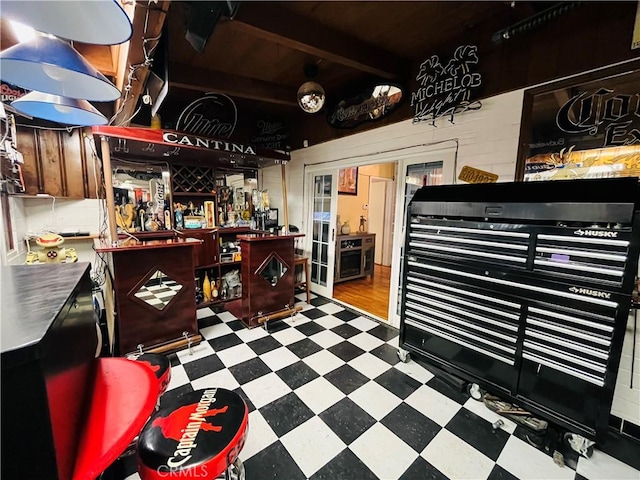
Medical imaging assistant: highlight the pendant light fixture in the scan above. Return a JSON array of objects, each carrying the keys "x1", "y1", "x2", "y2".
[
  {"x1": 0, "y1": 36, "x2": 121, "y2": 102},
  {"x1": 0, "y1": 0, "x2": 132, "y2": 45},
  {"x1": 297, "y1": 64, "x2": 325, "y2": 114},
  {"x1": 11, "y1": 92, "x2": 108, "y2": 126}
]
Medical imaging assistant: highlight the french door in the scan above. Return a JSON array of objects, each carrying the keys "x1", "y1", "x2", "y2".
[
  {"x1": 305, "y1": 170, "x2": 338, "y2": 298},
  {"x1": 387, "y1": 148, "x2": 456, "y2": 327}
]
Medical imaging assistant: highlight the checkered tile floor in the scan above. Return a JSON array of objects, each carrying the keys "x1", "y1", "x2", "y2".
[{"x1": 115, "y1": 293, "x2": 640, "y2": 480}]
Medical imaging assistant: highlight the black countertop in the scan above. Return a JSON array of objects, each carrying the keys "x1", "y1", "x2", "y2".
[{"x1": 1, "y1": 263, "x2": 91, "y2": 363}]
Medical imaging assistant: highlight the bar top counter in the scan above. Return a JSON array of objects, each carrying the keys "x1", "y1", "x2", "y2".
[
  {"x1": 94, "y1": 236, "x2": 201, "y2": 253},
  {"x1": 1, "y1": 262, "x2": 91, "y2": 364},
  {"x1": 236, "y1": 232, "x2": 304, "y2": 242}
]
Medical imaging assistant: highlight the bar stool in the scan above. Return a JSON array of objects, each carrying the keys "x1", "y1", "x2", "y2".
[
  {"x1": 137, "y1": 388, "x2": 248, "y2": 480},
  {"x1": 294, "y1": 253, "x2": 311, "y2": 304}
]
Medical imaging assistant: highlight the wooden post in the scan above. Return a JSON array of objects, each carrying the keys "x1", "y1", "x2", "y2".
[
  {"x1": 100, "y1": 136, "x2": 119, "y2": 244},
  {"x1": 281, "y1": 162, "x2": 289, "y2": 234}
]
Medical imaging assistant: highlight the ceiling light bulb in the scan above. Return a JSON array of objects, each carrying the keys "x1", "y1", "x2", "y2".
[
  {"x1": 42, "y1": 63, "x2": 69, "y2": 82},
  {"x1": 297, "y1": 81, "x2": 325, "y2": 114},
  {"x1": 9, "y1": 20, "x2": 37, "y2": 43},
  {"x1": 53, "y1": 103, "x2": 72, "y2": 114}
]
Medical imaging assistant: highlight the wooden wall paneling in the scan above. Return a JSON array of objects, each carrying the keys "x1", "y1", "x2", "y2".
[
  {"x1": 82, "y1": 131, "x2": 99, "y2": 199},
  {"x1": 60, "y1": 130, "x2": 85, "y2": 198},
  {"x1": 16, "y1": 128, "x2": 40, "y2": 195},
  {"x1": 36, "y1": 129, "x2": 65, "y2": 197}
]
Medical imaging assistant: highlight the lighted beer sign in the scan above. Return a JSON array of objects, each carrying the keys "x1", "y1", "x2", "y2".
[
  {"x1": 250, "y1": 118, "x2": 289, "y2": 150},
  {"x1": 176, "y1": 92, "x2": 237, "y2": 138},
  {"x1": 518, "y1": 67, "x2": 640, "y2": 182},
  {"x1": 556, "y1": 88, "x2": 640, "y2": 147},
  {"x1": 411, "y1": 45, "x2": 482, "y2": 125},
  {"x1": 327, "y1": 84, "x2": 403, "y2": 129}
]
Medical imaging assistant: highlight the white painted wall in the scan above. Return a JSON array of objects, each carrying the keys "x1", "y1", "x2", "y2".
[
  {"x1": 5, "y1": 197, "x2": 102, "y2": 269},
  {"x1": 267, "y1": 88, "x2": 525, "y2": 232},
  {"x1": 611, "y1": 287, "x2": 640, "y2": 427}
]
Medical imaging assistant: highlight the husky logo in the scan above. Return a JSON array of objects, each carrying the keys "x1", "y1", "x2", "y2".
[
  {"x1": 568, "y1": 286, "x2": 612, "y2": 299},
  {"x1": 574, "y1": 229, "x2": 618, "y2": 238}
]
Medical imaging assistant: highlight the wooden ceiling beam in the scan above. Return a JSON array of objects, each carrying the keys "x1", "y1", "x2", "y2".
[
  {"x1": 169, "y1": 63, "x2": 299, "y2": 107},
  {"x1": 113, "y1": 0, "x2": 170, "y2": 126},
  {"x1": 231, "y1": 3, "x2": 409, "y2": 80}
]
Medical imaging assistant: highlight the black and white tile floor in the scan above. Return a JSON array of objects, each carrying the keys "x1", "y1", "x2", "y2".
[{"x1": 120, "y1": 293, "x2": 640, "y2": 480}]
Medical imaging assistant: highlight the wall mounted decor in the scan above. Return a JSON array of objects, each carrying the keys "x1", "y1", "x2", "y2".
[
  {"x1": 338, "y1": 167, "x2": 358, "y2": 195},
  {"x1": 327, "y1": 83, "x2": 403, "y2": 129},
  {"x1": 516, "y1": 62, "x2": 640, "y2": 181},
  {"x1": 411, "y1": 45, "x2": 482, "y2": 125},
  {"x1": 176, "y1": 92, "x2": 237, "y2": 138}
]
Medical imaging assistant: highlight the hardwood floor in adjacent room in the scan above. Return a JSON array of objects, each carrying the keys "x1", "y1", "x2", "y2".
[{"x1": 333, "y1": 264, "x2": 391, "y2": 320}]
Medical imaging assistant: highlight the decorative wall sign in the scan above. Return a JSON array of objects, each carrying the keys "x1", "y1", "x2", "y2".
[
  {"x1": 1, "y1": 81, "x2": 28, "y2": 104},
  {"x1": 338, "y1": 167, "x2": 358, "y2": 195},
  {"x1": 92, "y1": 126, "x2": 290, "y2": 169},
  {"x1": 516, "y1": 65, "x2": 640, "y2": 181},
  {"x1": 457, "y1": 166, "x2": 498, "y2": 184},
  {"x1": 411, "y1": 45, "x2": 482, "y2": 125},
  {"x1": 327, "y1": 84, "x2": 403, "y2": 129},
  {"x1": 250, "y1": 118, "x2": 289, "y2": 150},
  {"x1": 176, "y1": 92, "x2": 237, "y2": 138}
]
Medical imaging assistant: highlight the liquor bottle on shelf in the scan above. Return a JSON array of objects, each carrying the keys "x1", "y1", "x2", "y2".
[
  {"x1": 203, "y1": 271, "x2": 211, "y2": 302},
  {"x1": 195, "y1": 277, "x2": 204, "y2": 304},
  {"x1": 212, "y1": 277, "x2": 219, "y2": 299}
]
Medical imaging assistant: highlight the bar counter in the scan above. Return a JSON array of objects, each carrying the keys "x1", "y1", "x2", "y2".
[
  {"x1": 94, "y1": 236, "x2": 201, "y2": 252},
  {"x1": 95, "y1": 236, "x2": 201, "y2": 355},
  {"x1": 229, "y1": 232, "x2": 304, "y2": 328}
]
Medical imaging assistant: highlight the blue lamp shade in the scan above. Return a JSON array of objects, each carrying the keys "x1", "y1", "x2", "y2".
[
  {"x1": 12, "y1": 92, "x2": 108, "y2": 126},
  {"x1": 1, "y1": 0, "x2": 132, "y2": 45},
  {"x1": 0, "y1": 36, "x2": 121, "y2": 102}
]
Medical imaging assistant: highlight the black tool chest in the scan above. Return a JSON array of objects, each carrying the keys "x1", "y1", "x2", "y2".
[{"x1": 399, "y1": 177, "x2": 640, "y2": 441}]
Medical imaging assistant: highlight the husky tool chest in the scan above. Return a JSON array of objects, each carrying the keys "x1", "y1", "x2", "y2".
[{"x1": 399, "y1": 177, "x2": 640, "y2": 441}]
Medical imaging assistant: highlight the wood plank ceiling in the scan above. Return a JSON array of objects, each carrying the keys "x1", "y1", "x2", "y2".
[
  {"x1": 165, "y1": 1, "x2": 524, "y2": 108},
  {"x1": 1, "y1": 1, "x2": 593, "y2": 126}
]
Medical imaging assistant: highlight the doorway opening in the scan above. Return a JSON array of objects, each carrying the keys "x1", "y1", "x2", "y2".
[
  {"x1": 303, "y1": 142, "x2": 456, "y2": 328},
  {"x1": 333, "y1": 163, "x2": 396, "y2": 321}
]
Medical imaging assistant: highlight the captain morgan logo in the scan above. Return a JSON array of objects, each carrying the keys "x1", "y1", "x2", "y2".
[
  {"x1": 139, "y1": 360, "x2": 161, "y2": 374},
  {"x1": 152, "y1": 389, "x2": 227, "y2": 468}
]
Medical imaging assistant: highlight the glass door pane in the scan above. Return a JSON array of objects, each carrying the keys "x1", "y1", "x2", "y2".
[
  {"x1": 310, "y1": 173, "x2": 335, "y2": 296},
  {"x1": 396, "y1": 162, "x2": 443, "y2": 315}
]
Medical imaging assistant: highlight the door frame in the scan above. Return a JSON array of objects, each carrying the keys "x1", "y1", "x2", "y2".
[
  {"x1": 303, "y1": 142, "x2": 457, "y2": 324},
  {"x1": 303, "y1": 167, "x2": 338, "y2": 298},
  {"x1": 368, "y1": 176, "x2": 395, "y2": 266},
  {"x1": 387, "y1": 146, "x2": 457, "y2": 327}
]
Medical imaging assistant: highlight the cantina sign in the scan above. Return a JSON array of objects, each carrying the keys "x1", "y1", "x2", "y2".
[
  {"x1": 163, "y1": 132, "x2": 256, "y2": 155},
  {"x1": 411, "y1": 45, "x2": 482, "y2": 125},
  {"x1": 556, "y1": 88, "x2": 640, "y2": 146}
]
